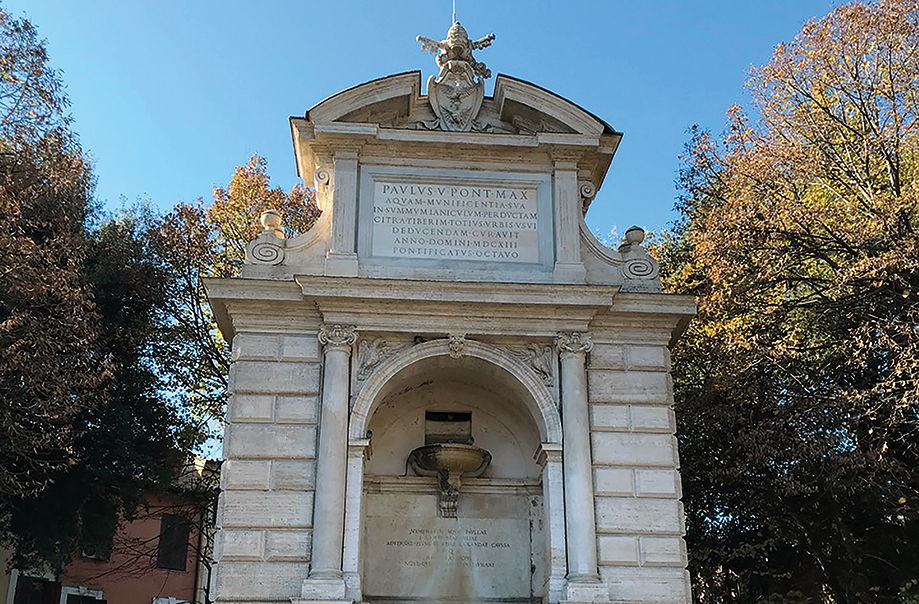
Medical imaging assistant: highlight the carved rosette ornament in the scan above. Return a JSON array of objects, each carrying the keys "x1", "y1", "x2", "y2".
[
  {"x1": 318, "y1": 324, "x2": 357, "y2": 353},
  {"x1": 417, "y1": 22, "x2": 495, "y2": 132},
  {"x1": 555, "y1": 332, "x2": 593, "y2": 356}
]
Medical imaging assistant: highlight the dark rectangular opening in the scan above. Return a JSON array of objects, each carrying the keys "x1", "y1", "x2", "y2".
[
  {"x1": 13, "y1": 577, "x2": 61, "y2": 604},
  {"x1": 157, "y1": 513, "x2": 191, "y2": 571},
  {"x1": 424, "y1": 411, "x2": 473, "y2": 445},
  {"x1": 425, "y1": 411, "x2": 471, "y2": 423}
]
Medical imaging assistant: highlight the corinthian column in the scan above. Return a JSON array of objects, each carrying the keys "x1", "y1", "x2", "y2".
[
  {"x1": 303, "y1": 324, "x2": 357, "y2": 598},
  {"x1": 555, "y1": 332, "x2": 607, "y2": 601}
]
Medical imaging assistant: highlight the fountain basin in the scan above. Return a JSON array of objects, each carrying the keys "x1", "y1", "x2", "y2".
[{"x1": 408, "y1": 443, "x2": 491, "y2": 478}]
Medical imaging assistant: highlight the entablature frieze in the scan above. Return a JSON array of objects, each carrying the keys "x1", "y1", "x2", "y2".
[{"x1": 297, "y1": 275, "x2": 616, "y2": 337}]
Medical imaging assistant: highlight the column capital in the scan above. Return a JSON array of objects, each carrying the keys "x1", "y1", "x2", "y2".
[
  {"x1": 348, "y1": 438, "x2": 372, "y2": 460},
  {"x1": 535, "y1": 442, "x2": 563, "y2": 466},
  {"x1": 555, "y1": 331, "x2": 593, "y2": 355},
  {"x1": 319, "y1": 324, "x2": 357, "y2": 353}
]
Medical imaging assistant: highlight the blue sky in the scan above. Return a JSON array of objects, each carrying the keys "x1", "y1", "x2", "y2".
[{"x1": 8, "y1": 0, "x2": 841, "y2": 239}]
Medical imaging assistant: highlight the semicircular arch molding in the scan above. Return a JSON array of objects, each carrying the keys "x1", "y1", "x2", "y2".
[{"x1": 349, "y1": 339, "x2": 561, "y2": 444}]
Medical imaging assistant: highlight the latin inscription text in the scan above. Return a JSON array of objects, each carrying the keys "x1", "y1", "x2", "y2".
[{"x1": 371, "y1": 182, "x2": 540, "y2": 263}]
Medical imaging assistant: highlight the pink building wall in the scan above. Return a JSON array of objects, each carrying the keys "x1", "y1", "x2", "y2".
[{"x1": 61, "y1": 493, "x2": 204, "y2": 604}]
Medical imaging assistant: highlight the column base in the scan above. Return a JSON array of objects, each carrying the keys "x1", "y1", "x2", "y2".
[
  {"x1": 553, "y1": 261, "x2": 587, "y2": 283},
  {"x1": 325, "y1": 252, "x2": 358, "y2": 276},
  {"x1": 300, "y1": 574, "x2": 347, "y2": 601},
  {"x1": 563, "y1": 577, "x2": 609, "y2": 603},
  {"x1": 544, "y1": 575, "x2": 567, "y2": 604},
  {"x1": 343, "y1": 571, "x2": 362, "y2": 602}
]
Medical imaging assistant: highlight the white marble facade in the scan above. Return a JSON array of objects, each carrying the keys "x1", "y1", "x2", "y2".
[{"x1": 207, "y1": 24, "x2": 695, "y2": 604}]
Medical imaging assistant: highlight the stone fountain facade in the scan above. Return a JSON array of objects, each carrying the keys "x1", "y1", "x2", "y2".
[{"x1": 207, "y1": 23, "x2": 695, "y2": 604}]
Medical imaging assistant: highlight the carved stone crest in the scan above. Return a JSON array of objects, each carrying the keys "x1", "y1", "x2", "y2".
[
  {"x1": 448, "y1": 334, "x2": 467, "y2": 359},
  {"x1": 356, "y1": 337, "x2": 411, "y2": 381},
  {"x1": 500, "y1": 343, "x2": 556, "y2": 386},
  {"x1": 417, "y1": 22, "x2": 495, "y2": 132}
]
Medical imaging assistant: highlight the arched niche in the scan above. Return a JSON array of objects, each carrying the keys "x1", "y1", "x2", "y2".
[
  {"x1": 344, "y1": 339, "x2": 566, "y2": 604},
  {"x1": 349, "y1": 338, "x2": 561, "y2": 445}
]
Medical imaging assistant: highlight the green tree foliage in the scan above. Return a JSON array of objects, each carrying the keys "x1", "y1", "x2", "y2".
[
  {"x1": 150, "y1": 154, "x2": 319, "y2": 431},
  {"x1": 659, "y1": 1, "x2": 919, "y2": 602},
  {"x1": 0, "y1": 8, "x2": 191, "y2": 571}
]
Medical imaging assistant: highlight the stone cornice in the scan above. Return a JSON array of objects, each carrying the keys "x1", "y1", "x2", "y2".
[{"x1": 294, "y1": 275, "x2": 618, "y2": 307}]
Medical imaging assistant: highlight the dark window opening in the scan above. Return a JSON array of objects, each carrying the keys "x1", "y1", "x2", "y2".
[
  {"x1": 424, "y1": 410, "x2": 473, "y2": 445},
  {"x1": 65, "y1": 595, "x2": 106, "y2": 604},
  {"x1": 157, "y1": 513, "x2": 191, "y2": 571},
  {"x1": 13, "y1": 577, "x2": 61, "y2": 604}
]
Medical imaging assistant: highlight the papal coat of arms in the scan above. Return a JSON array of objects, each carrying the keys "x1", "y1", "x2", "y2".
[{"x1": 417, "y1": 22, "x2": 495, "y2": 132}]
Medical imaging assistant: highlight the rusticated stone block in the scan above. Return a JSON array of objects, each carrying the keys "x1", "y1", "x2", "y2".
[
  {"x1": 272, "y1": 460, "x2": 317, "y2": 490},
  {"x1": 275, "y1": 395, "x2": 319, "y2": 424},
  {"x1": 626, "y1": 345, "x2": 670, "y2": 371},
  {"x1": 639, "y1": 536, "x2": 686, "y2": 567},
  {"x1": 221, "y1": 460, "x2": 271, "y2": 490},
  {"x1": 588, "y1": 343, "x2": 625, "y2": 370},
  {"x1": 635, "y1": 469, "x2": 680, "y2": 498},
  {"x1": 590, "y1": 432, "x2": 677, "y2": 467},
  {"x1": 588, "y1": 370, "x2": 671, "y2": 404},
  {"x1": 281, "y1": 335, "x2": 320, "y2": 361},
  {"x1": 232, "y1": 334, "x2": 281, "y2": 361},
  {"x1": 220, "y1": 491, "x2": 314, "y2": 529},
  {"x1": 233, "y1": 360, "x2": 321, "y2": 395},
  {"x1": 629, "y1": 405, "x2": 675, "y2": 433},
  {"x1": 593, "y1": 468, "x2": 633, "y2": 496},
  {"x1": 228, "y1": 394, "x2": 274, "y2": 423},
  {"x1": 266, "y1": 530, "x2": 312, "y2": 561},
  {"x1": 595, "y1": 498, "x2": 683, "y2": 534},
  {"x1": 216, "y1": 530, "x2": 264, "y2": 561},
  {"x1": 598, "y1": 566, "x2": 692, "y2": 603},
  {"x1": 597, "y1": 535, "x2": 638, "y2": 565},
  {"x1": 589, "y1": 404, "x2": 629, "y2": 430},
  {"x1": 215, "y1": 561, "x2": 309, "y2": 600},
  {"x1": 225, "y1": 424, "x2": 317, "y2": 459}
]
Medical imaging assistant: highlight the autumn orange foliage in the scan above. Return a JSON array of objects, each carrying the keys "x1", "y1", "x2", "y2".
[{"x1": 660, "y1": 1, "x2": 919, "y2": 602}]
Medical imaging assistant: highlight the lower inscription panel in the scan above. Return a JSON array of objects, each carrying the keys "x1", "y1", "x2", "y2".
[{"x1": 363, "y1": 515, "x2": 531, "y2": 600}]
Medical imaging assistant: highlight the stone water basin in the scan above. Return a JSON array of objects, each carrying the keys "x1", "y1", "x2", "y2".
[{"x1": 408, "y1": 443, "x2": 492, "y2": 480}]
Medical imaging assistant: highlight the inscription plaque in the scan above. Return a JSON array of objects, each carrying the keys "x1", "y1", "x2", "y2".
[
  {"x1": 370, "y1": 181, "x2": 541, "y2": 263},
  {"x1": 363, "y1": 516, "x2": 531, "y2": 600}
]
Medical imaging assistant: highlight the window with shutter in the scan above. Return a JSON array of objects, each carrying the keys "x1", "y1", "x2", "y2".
[{"x1": 157, "y1": 514, "x2": 190, "y2": 571}]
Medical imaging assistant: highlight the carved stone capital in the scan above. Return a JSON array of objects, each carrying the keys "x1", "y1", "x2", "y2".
[
  {"x1": 319, "y1": 324, "x2": 357, "y2": 353},
  {"x1": 555, "y1": 332, "x2": 593, "y2": 355},
  {"x1": 535, "y1": 443, "x2": 563, "y2": 467}
]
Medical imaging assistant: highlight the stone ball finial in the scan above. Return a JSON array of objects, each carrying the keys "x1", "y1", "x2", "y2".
[
  {"x1": 625, "y1": 226, "x2": 645, "y2": 245},
  {"x1": 260, "y1": 209, "x2": 282, "y2": 231}
]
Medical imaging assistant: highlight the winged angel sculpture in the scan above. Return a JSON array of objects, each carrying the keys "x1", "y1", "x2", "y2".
[{"x1": 417, "y1": 22, "x2": 495, "y2": 131}]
